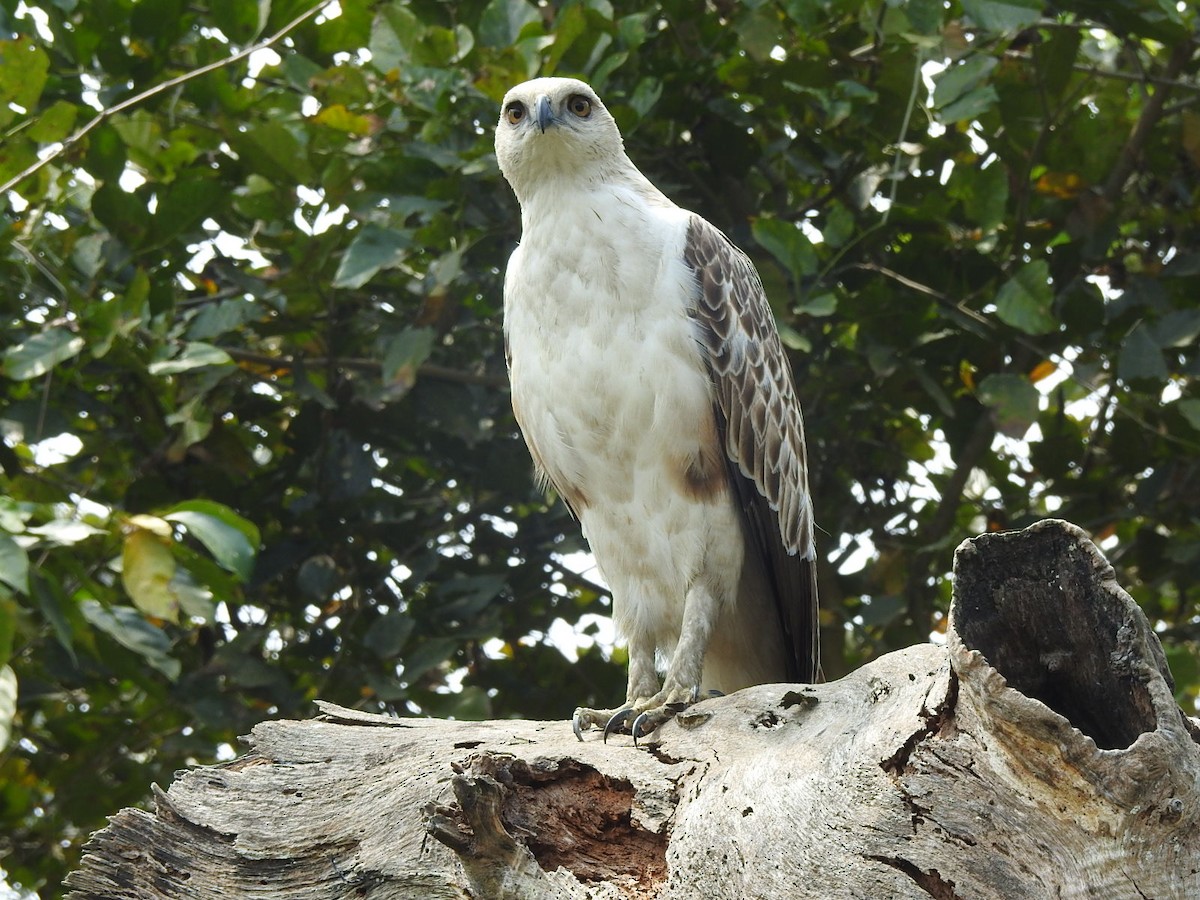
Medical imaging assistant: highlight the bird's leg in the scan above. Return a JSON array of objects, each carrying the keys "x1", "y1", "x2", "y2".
[
  {"x1": 576, "y1": 584, "x2": 721, "y2": 743},
  {"x1": 626, "y1": 582, "x2": 719, "y2": 740},
  {"x1": 572, "y1": 632, "x2": 659, "y2": 740}
]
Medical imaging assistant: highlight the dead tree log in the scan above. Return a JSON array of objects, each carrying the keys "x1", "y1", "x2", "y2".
[{"x1": 65, "y1": 520, "x2": 1200, "y2": 899}]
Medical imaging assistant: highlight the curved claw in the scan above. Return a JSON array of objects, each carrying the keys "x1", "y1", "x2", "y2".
[
  {"x1": 572, "y1": 712, "x2": 586, "y2": 742},
  {"x1": 602, "y1": 708, "x2": 635, "y2": 743},
  {"x1": 631, "y1": 712, "x2": 653, "y2": 748}
]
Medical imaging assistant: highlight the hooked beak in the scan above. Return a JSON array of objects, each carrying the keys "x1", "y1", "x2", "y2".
[{"x1": 535, "y1": 95, "x2": 553, "y2": 133}]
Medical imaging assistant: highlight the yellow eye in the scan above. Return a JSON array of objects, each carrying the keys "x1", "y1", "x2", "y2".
[
  {"x1": 568, "y1": 95, "x2": 592, "y2": 118},
  {"x1": 505, "y1": 102, "x2": 526, "y2": 125}
]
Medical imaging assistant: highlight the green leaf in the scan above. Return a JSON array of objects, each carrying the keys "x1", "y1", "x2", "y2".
[
  {"x1": 26, "y1": 519, "x2": 105, "y2": 546},
  {"x1": 91, "y1": 182, "x2": 152, "y2": 248},
  {"x1": 232, "y1": 121, "x2": 313, "y2": 184},
  {"x1": 153, "y1": 175, "x2": 223, "y2": 244},
  {"x1": 0, "y1": 597, "x2": 15, "y2": 665},
  {"x1": 165, "y1": 501, "x2": 259, "y2": 581},
  {"x1": 960, "y1": 0, "x2": 1042, "y2": 32},
  {"x1": 364, "y1": 610, "x2": 415, "y2": 660},
  {"x1": 313, "y1": 103, "x2": 377, "y2": 136},
  {"x1": 27, "y1": 100, "x2": 79, "y2": 143},
  {"x1": 932, "y1": 56, "x2": 997, "y2": 110},
  {"x1": 1, "y1": 327, "x2": 85, "y2": 380},
  {"x1": 210, "y1": 0, "x2": 268, "y2": 43},
  {"x1": 978, "y1": 373, "x2": 1040, "y2": 439},
  {"x1": 994, "y1": 260, "x2": 1056, "y2": 335},
  {"x1": 80, "y1": 600, "x2": 181, "y2": 680},
  {"x1": 1178, "y1": 399, "x2": 1200, "y2": 433},
  {"x1": 937, "y1": 85, "x2": 999, "y2": 125},
  {"x1": 30, "y1": 571, "x2": 77, "y2": 663},
  {"x1": 0, "y1": 665, "x2": 15, "y2": 751},
  {"x1": 382, "y1": 326, "x2": 436, "y2": 393},
  {"x1": 752, "y1": 217, "x2": 818, "y2": 284},
  {"x1": 479, "y1": 0, "x2": 541, "y2": 47},
  {"x1": 148, "y1": 341, "x2": 234, "y2": 375},
  {"x1": 0, "y1": 37, "x2": 50, "y2": 127},
  {"x1": 796, "y1": 293, "x2": 838, "y2": 317},
  {"x1": 1117, "y1": 323, "x2": 1168, "y2": 384},
  {"x1": 545, "y1": 4, "x2": 586, "y2": 71},
  {"x1": 122, "y1": 529, "x2": 179, "y2": 621},
  {"x1": 333, "y1": 224, "x2": 412, "y2": 288},
  {"x1": 0, "y1": 533, "x2": 28, "y2": 595},
  {"x1": 951, "y1": 161, "x2": 1009, "y2": 232},
  {"x1": 297, "y1": 554, "x2": 339, "y2": 600}
]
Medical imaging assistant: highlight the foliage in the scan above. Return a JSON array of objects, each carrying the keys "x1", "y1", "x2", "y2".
[{"x1": 0, "y1": 0, "x2": 1197, "y2": 893}]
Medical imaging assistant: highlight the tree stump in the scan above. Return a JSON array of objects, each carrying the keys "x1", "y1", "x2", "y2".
[{"x1": 64, "y1": 520, "x2": 1200, "y2": 898}]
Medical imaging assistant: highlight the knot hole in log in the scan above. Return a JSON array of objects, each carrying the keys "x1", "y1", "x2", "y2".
[{"x1": 952, "y1": 520, "x2": 1168, "y2": 751}]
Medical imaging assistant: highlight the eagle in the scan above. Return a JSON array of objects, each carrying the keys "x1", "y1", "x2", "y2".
[{"x1": 496, "y1": 77, "x2": 819, "y2": 741}]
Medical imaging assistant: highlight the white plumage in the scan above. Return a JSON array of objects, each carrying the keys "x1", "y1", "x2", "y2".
[{"x1": 496, "y1": 77, "x2": 819, "y2": 739}]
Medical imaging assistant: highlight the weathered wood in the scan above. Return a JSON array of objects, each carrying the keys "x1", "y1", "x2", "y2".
[{"x1": 65, "y1": 520, "x2": 1200, "y2": 899}]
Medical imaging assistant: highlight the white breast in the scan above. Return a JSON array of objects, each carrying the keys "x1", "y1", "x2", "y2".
[{"x1": 504, "y1": 185, "x2": 744, "y2": 654}]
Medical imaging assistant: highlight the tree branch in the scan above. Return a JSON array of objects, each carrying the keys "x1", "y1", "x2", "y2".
[
  {"x1": 221, "y1": 346, "x2": 509, "y2": 389},
  {"x1": 1102, "y1": 40, "x2": 1196, "y2": 203},
  {"x1": 0, "y1": 0, "x2": 337, "y2": 197}
]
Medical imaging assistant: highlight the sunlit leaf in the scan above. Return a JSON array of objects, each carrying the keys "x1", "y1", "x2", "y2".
[
  {"x1": 26, "y1": 519, "x2": 105, "y2": 546},
  {"x1": 0, "y1": 665, "x2": 16, "y2": 750},
  {"x1": 313, "y1": 103, "x2": 379, "y2": 135},
  {"x1": 1, "y1": 328, "x2": 85, "y2": 380},
  {"x1": 0, "y1": 37, "x2": 49, "y2": 126},
  {"x1": 148, "y1": 342, "x2": 234, "y2": 375},
  {"x1": 122, "y1": 529, "x2": 179, "y2": 622}
]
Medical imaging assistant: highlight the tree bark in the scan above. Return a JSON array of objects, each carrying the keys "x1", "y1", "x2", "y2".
[{"x1": 64, "y1": 520, "x2": 1200, "y2": 899}]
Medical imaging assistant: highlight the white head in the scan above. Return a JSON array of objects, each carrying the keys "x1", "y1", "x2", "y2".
[{"x1": 494, "y1": 77, "x2": 627, "y2": 201}]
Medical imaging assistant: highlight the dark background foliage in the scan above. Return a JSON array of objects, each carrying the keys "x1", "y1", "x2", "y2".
[{"x1": 1, "y1": 0, "x2": 1197, "y2": 893}]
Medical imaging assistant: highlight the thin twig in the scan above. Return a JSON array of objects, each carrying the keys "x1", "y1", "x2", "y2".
[
  {"x1": 1103, "y1": 40, "x2": 1195, "y2": 203},
  {"x1": 221, "y1": 346, "x2": 509, "y2": 389},
  {"x1": 883, "y1": 48, "x2": 925, "y2": 224},
  {"x1": 1002, "y1": 51, "x2": 1200, "y2": 93},
  {"x1": 0, "y1": 0, "x2": 336, "y2": 197}
]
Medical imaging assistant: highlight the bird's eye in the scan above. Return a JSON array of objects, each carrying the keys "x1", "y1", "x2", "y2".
[
  {"x1": 505, "y1": 102, "x2": 526, "y2": 125},
  {"x1": 567, "y1": 95, "x2": 592, "y2": 118}
]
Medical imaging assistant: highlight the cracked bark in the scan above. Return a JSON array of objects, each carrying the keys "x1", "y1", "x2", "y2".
[{"x1": 65, "y1": 520, "x2": 1200, "y2": 899}]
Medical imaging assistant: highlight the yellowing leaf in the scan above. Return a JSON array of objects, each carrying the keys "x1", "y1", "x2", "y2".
[
  {"x1": 1034, "y1": 171, "x2": 1085, "y2": 199},
  {"x1": 1028, "y1": 360, "x2": 1057, "y2": 383},
  {"x1": 125, "y1": 514, "x2": 173, "y2": 537},
  {"x1": 122, "y1": 529, "x2": 178, "y2": 622},
  {"x1": 959, "y1": 360, "x2": 977, "y2": 391},
  {"x1": 313, "y1": 104, "x2": 378, "y2": 136}
]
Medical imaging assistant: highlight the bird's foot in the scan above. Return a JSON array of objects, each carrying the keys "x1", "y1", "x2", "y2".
[{"x1": 573, "y1": 685, "x2": 705, "y2": 746}]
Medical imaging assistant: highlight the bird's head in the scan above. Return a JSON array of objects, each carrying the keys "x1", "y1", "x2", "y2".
[{"x1": 495, "y1": 77, "x2": 626, "y2": 199}]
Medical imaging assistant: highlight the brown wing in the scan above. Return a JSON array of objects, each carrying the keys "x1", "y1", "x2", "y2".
[{"x1": 683, "y1": 215, "x2": 820, "y2": 683}]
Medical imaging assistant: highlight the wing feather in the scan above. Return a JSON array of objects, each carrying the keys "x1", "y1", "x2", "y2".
[{"x1": 683, "y1": 216, "x2": 820, "y2": 683}]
